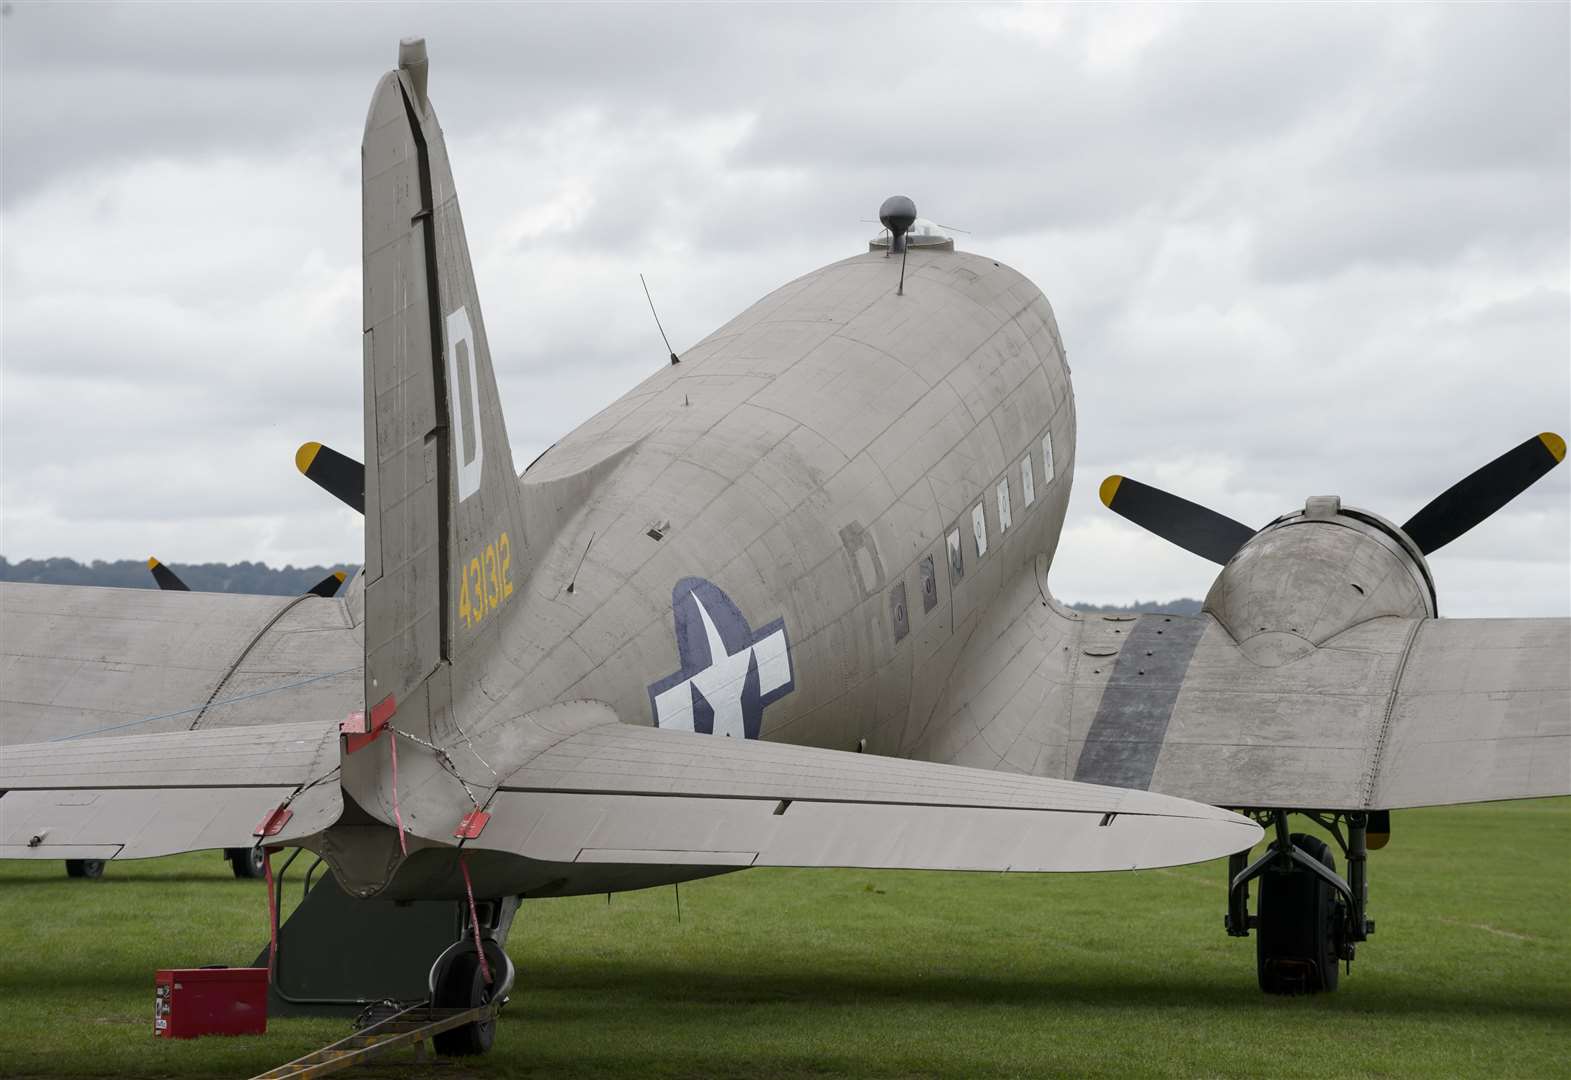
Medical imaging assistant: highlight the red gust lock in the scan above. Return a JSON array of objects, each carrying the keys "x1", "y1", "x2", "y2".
[
  {"x1": 454, "y1": 809, "x2": 491, "y2": 839},
  {"x1": 343, "y1": 694, "x2": 397, "y2": 754},
  {"x1": 153, "y1": 967, "x2": 267, "y2": 1038},
  {"x1": 253, "y1": 805, "x2": 293, "y2": 838}
]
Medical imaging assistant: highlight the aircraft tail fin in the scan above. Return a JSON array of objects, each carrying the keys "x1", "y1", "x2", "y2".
[{"x1": 358, "y1": 38, "x2": 524, "y2": 721}]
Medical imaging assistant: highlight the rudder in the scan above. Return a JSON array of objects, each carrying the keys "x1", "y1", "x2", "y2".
[{"x1": 359, "y1": 38, "x2": 524, "y2": 726}]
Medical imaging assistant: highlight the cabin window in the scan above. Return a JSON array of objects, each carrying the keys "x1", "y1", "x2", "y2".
[
  {"x1": 1042, "y1": 431, "x2": 1056, "y2": 485},
  {"x1": 947, "y1": 529, "x2": 964, "y2": 583},
  {"x1": 972, "y1": 502, "x2": 988, "y2": 558},
  {"x1": 919, "y1": 555, "x2": 938, "y2": 612},
  {"x1": 890, "y1": 581, "x2": 909, "y2": 643},
  {"x1": 996, "y1": 478, "x2": 1012, "y2": 532},
  {"x1": 1020, "y1": 457, "x2": 1035, "y2": 507}
]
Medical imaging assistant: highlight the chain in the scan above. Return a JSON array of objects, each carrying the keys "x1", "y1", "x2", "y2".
[{"x1": 388, "y1": 724, "x2": 483, "y2": 809}]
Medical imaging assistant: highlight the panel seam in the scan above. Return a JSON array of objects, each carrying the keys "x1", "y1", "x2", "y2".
[{"x1": 1362, "y1": 618, "x2": 1426, "y2": 806}]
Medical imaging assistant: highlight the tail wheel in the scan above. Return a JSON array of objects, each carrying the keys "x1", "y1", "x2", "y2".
[
  {"x1": 1257, "y1": 832, "x2": 1344, "y2": 994},
  {"x1": 64, "y1": 859, "x2": 105, "y2": 880},
  {"x1": 431, "y1": 947, "x2": 498, "y2": 1056}
]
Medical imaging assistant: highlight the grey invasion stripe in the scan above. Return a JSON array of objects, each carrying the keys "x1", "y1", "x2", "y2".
[{"x1": 1073, "y1": 614, "x2": 1207, "y2": 791}]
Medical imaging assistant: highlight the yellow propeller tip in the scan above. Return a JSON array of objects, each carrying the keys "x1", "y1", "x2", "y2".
[
  {"x1": 333, "y1": 571, "x2": 347, "y2": 583},
  {"x1": 295, "y1": 441, "x2": 323, "y2": 475},
  {"x1": 146, "y1": 556, "x2": 160, "y2": 569},
  {"x1": 1540, "y1": 432, "x2": 1566, "y2": 463},
  {"x1": 1099, "y1": 475, "x2": 1124, "y2": 508}
]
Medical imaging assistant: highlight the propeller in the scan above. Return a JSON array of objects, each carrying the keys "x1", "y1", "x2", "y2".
[
  {"x1": 295, "y1": 441, "x2": 365, "y2": 515},
  {"x1": 1399, "y1": 432, "x2": 1565, "y2": 555},
  {"x1": 148, "y1": 558, "x2": 347, "y2": 598},
  {"x1": 1099, "y1": 431, "x2": 1566, "y2": 563},
  {"x1": 307, "y1": 570, "x2": 349, "y2": 598},
  {"x1": 146, "y1": 556, "x2": 190, "y2": 591},
  {"x1": 1097, "y1": 475, "x2": 1256, "y2": 565}
]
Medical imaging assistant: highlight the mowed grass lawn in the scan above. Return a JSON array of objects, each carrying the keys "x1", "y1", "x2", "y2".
[{"x1": 0, "y1": 799, "x2": 1565, "y2": 1079}]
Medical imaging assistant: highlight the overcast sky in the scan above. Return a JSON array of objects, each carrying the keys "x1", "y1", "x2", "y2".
[{"x1": 2, "y1": 2, "x2": 1567, "y2": 616}]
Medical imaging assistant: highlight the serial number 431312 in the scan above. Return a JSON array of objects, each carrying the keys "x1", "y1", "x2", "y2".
[{"x1": 459, "y1": 532, "x2": 514, "y2": 628}]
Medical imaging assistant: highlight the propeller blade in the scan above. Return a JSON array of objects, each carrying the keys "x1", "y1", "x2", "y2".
[
  {"x1": 1099, "y1": 476, "x2": 1256, "y2": 565},
  {"x1": 306, "y1": 570, "x2": 348, "y2": 599},
  {"x1": 1401, "y1": 432, "x2": 1566, "y2": 556},
  {"x1": 295, "y1": 441, "x2": 365, "y2": 515},
  {"x1": 146, "y1": 557, "x2": 190, "y2": 592}
]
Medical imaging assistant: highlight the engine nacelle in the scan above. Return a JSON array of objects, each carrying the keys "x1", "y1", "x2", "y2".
[{"x1": 1204, "y1": 496, "x2": 1436, "y2": 667}]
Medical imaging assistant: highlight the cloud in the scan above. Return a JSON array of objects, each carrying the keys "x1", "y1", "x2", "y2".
[{"x1": 1, "y1": 2, "x2": 1565, "y2": 617}]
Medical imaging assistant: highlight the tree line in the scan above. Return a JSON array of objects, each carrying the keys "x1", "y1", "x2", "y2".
[
  {"x1": 0, "y1": 557, "x2": 357, "y2": 596},
  {"x1": 1, "y1": 556, "x2": 1202, "y2": 613}
]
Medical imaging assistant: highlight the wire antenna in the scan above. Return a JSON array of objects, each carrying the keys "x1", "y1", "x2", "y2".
[{"x1": 640, "y1": 273, "x2": 680, "y2": 365}]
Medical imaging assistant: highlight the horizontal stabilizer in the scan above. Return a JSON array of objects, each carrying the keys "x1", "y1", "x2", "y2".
[
  {"x1": 462, "y1": 717, "x2": 1262, "y2": 874},
  {"x1": 0, "y1": 721, "x2": 343, "y2": 859}
]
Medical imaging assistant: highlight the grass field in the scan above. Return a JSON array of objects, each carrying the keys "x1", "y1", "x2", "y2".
[{"x1": 1, "y1": 799, "x2": 1566, "y2": 1079}]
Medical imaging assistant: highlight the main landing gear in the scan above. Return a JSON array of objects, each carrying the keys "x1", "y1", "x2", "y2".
[
  {"x1": 226, "y1": 846, "x2": 268, "y2": 879},
  {"x1": 1225, "y1": 810, "x2": 1384, "y2": 994},
  {"x1": 427, "y1": 894, "x2": 519, "y2": 1055}
]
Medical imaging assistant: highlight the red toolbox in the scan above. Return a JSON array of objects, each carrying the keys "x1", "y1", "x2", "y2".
[{"x1": 153, "y1": 967, "x2": 268, "y2": 1038}]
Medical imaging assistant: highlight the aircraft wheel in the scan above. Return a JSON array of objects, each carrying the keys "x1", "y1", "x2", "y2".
[
  {"x1": 65, "y1": 859, "x2": 105, "y2": 879},
  {"x1": 1256, "y1": 833, "x2": 1343, "y2": 995},
  {"x1": 431, "y1": 948, "x2": 496, "y2": 1056},
  {"x1": 228, "y1": 847, "x2": 267, "y2": 879}
]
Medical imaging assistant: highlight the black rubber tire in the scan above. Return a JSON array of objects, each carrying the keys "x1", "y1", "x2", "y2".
[
  {"x1": 1257, "y1": 832, "x2": 1343, "y2": 994},
  {"x1": 64, "y1": 859, "x2": 104, "y2": 879},
  {"x1": 431, "y1": 950, "x2": 495, "y2": 1056},
  {"x1": 229, "y1": 848, "x2": 267, "y2": 879}
]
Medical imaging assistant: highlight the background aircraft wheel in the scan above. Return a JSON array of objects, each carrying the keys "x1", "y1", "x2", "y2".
[
  {"x1": 431, "y1": 949, "x2": 496, "y2": 1056},
  {"x1": 64, "y1": 859, "x2": 104, "y2": 879},
  {"x1": 228, "y1": 847, "x2": 267, "y2": 879},
  {"x1": 1256, "y1": 833, "x2": 1343, "y2": 995}
]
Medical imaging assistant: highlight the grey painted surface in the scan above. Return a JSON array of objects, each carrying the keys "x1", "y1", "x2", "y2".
[
  {"x1": 1, "y1": 43, "x2": 1564, "y2": 901},
  {"x1": 0, "y1": 582, "x2": 361, "y2": 745},
  {"x1": 0, "y1": 720, "x2": 341, "y2": 858}
]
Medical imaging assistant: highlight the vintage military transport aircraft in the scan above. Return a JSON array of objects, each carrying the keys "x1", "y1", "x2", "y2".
[{"x1": 2, "y1": 39, "x2": 1565, "y2": 1055}]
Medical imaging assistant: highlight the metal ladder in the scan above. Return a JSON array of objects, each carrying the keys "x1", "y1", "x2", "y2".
[{"x1": 247, "y1": 1000, "x2": 497, "y2": 1079}]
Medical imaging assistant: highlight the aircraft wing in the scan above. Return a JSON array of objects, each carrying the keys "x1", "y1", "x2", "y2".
[
  {"x1": 0, "y1": 721, "x2": 342, "y2": 861},
  {"x1": 1072, "y1": 612, "x2": 1569, "y2": 811},
  {"x1": 0, "y1": 582, "x2": 362, "y2": 744},
  {"x1": 462, "y1": 707, "x2": 1263, "y2": 873},
  {"x1": 921, "y1": 582, "x2": 1570, "y2": 812}
]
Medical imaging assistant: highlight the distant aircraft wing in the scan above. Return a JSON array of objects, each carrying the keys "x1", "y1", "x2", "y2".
[
  {"x1": 0, "y1": 721, "x2": 342, "y2": 860},
  {"x1": 920, "y1": 587, "x2": 1570, "y2": 812},
  {"x1": 462, "y1": 709, "x2": 1263, "y2": 874},
  {"x1": 0, "y1": 582, "x2": 362, "y2": 744}
]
